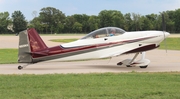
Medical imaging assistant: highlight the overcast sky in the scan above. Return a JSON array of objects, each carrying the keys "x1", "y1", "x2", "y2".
[{"x1": 0, "y1": 0, "x2": 180, "y2": 21}]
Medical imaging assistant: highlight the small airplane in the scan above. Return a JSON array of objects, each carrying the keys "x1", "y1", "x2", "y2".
[{"x1": 17, "y1": 26, "x2": 170, "y2": 70}]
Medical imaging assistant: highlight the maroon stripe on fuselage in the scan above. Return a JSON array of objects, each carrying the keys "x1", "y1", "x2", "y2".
[
  {"x1": 31, "y1": 36, "x2": 157, "y2": 58},
  {"x1": 124, "y1": 44, "x2": 159, "y2": 54}
]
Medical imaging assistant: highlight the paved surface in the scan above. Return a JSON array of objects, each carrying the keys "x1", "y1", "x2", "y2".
[
  {"x1": 0, "y1": 35, "x2": 180, "y2": 74},
  {"x1": 0, "y1": 35, "x2": 83, "y2": 48}
]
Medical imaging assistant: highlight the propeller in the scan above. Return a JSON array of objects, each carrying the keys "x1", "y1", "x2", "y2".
[{"x1": 161, "y1": 13, "x2": 167, "y2": 52}]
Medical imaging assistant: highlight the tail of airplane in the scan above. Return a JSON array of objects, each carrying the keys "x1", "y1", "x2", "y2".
[{"x1": 18, "y1": 28, "x2": 48, "y2": 63}]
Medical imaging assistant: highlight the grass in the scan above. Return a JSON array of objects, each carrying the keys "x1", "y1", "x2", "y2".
[
  {"x1": 0, "y1": 72, "x2": 180, "y2": 98},
  {"x1": 0, "y1": 49, "x2": 18, "y2": 64},
  {"x1": 49, "y1": 38, "x2": 78, "y2": 43},
  {"x1": 159, "y1": 38, "x2": 180, "y2": 50}
]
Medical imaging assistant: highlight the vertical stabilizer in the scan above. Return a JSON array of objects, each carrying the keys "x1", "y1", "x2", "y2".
[
  {"x1": 28, "y1": 28, "x2": 48, "y2": 52},
  {"x1": 18, "y1": 28, "x2": 48, "y2": 63}
]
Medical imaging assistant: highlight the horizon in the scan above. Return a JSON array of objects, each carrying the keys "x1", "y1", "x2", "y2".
[{"x1": 0, "y1": 0, "x2": 180, "y2": 21}]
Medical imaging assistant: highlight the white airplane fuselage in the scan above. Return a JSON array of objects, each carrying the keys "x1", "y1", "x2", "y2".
[{"x1": 54, "y1": 31, "x2": 169, "y2": 61}]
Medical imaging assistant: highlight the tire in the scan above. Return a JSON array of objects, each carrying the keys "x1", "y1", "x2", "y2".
[
  {"x1": 126, "y1": 65, "x2": 132, "y2": 67},
  {"x1": 117, "y1": 62, "x2": 123, "y2": 65},
  {"x1": 139, "y1": 65, "x2": 148, "y2": 68},
  {"x1": 18, "y1": 66, "x2": 23, "y2": 70}
]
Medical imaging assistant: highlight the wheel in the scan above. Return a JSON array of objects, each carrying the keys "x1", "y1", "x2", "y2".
[
  {"x1": 18, "y1": 66, "x2": 23, "y2": 70},
  {"x1": 117, "y1": 62, "x2": 123, "y2": 65},
  {"x1": 139, "y1": 65, "x2": 148, "y2": 68},
  {"x1": 126, "y1": 65, "x2": 132, "y2": 67}
]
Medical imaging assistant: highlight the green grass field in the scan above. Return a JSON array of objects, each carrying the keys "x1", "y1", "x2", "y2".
[
  {"x1": 50, "y1": 38, "x2": 78, "y2": 43},
  {"x1": 0, "y1": 72, "x2": 180, "y2": 99},
  {"x1": 0, "y1": 49, "x2": 18, "y2": 64},
  {"x1": 159, "y1": 38, "x2": 180, "y2": 50}
]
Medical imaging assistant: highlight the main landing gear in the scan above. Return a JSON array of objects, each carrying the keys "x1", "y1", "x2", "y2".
[{"x1": 117, "y1": 52, "x2": 150, "y2": 68}]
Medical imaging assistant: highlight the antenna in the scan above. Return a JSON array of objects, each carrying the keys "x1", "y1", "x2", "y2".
[{"x1": 162, "y1": 13, "x2": 166, "y2": 32}]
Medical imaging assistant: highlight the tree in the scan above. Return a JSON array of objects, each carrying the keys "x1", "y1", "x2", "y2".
[
  {"x1": 166, "y1": 11, "x2": 175, "y2": 32},
  {"x1": 72, "y1": 22, "x2": 82, "y2": 33},
  {"x1": 63, "y1": 16, "x2": 76, "y2": 33},
  {"x1": 72, "y1": 14, "x2": 90, "y2": 33},
  {"x1": 98, "y1": 10, "x2": 114, "y2": 27},
  {"x1": 39, "y1": 7, "x2": 65, "y2": 33},
  {"x1": 12, "y1": 11, "x2": 27, "y2": 33},
  {"x1": 111, "y1": 10, "x2": 124, "y2": 28},
  {"x1": 142, "y1": 16, "x2": 153, "y2": 30},
  {"x1": 81, "y1": 14, "x2": 90, "y2": 33},
  {"x1": 145, "y1": 14, "x2": 159, "y2": 30},
  {"x1": 88, "y1": 15, "x2": 99, "y2": 31},
  {"x1": 124, "y1": 13, "x2": 132, "y2": 31},
  {"x1": 0, "y1": 12, "x2": 11, "y2": 33},
  {"x1": 55, "y1": 23, "x2": 64, "y2": 33},
  {"x1": 98, "y1": 10, "x2": 125, "y2": 28},
  {"x1": 1, "y1": 7, "x2": 178, "y2": 34},
  {"x1": 29, "y1": 17, "x2": 44, "y2": 33},
  {"x1": 131, "y1": 13, "x2": 143, "y2": 31}
]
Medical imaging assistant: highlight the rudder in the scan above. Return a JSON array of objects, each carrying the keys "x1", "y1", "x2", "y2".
[{"x1": 28, "y1": 28, "x2": 48, "y2": 52}]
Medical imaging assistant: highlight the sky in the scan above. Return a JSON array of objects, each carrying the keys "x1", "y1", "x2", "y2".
[{"x1": 0, "y1": 0, "x2": 180, "y2": 21}]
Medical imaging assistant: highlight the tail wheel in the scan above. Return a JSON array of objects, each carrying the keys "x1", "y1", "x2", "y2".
[
  {"x1": 18, "y1": 66, "x2": 23, "y2": 70},
  {"x1": 140, "y1": 65, "x2": 148, "y2": 68}
]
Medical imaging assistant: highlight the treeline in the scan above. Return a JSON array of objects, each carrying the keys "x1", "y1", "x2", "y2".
[{"x1": 1, "y1": 7, "x2": 180, "y2": 34}]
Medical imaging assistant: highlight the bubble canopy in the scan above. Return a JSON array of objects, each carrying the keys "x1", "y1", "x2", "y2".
[{"x1": 81, "y1": 27, "x2": 126, "y2": 39}]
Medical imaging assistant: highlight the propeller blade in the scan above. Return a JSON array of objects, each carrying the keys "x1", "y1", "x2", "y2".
[
  {"x1": 162, "y1": 13, "x2": 166, "y2": 32},
  {"x1": 162, "y1": 13, "x2": 167, "y2": 52},
  {"x1": 165, "y1": 38, "x2": 167, "y2": 53}
]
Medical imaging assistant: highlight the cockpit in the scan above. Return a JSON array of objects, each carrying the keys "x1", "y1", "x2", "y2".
[{"x1": 81, "y1": 27, "x2": 126, "y2": 39}]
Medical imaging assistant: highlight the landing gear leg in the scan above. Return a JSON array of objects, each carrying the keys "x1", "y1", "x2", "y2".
[
  {"x1": 138, "y1": 52, "x2": 148, "y2": 68},
  {"x1": 129, "y1": 52, "x2": 139, "y2": 65},
  {"x1": 117, "y1": 52, "x2": 150, "y2": 68},
  {"x1": 126, "y1": 53, "x2": 139, "y2": 67},
  {"x1": 117, "y1": 53, "x2": 139, "y2": 66}
]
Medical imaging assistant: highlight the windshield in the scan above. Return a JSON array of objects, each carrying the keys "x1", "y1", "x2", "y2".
[{"x1": 81, "y1": 27, "x2": 125, "y2": 39}]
